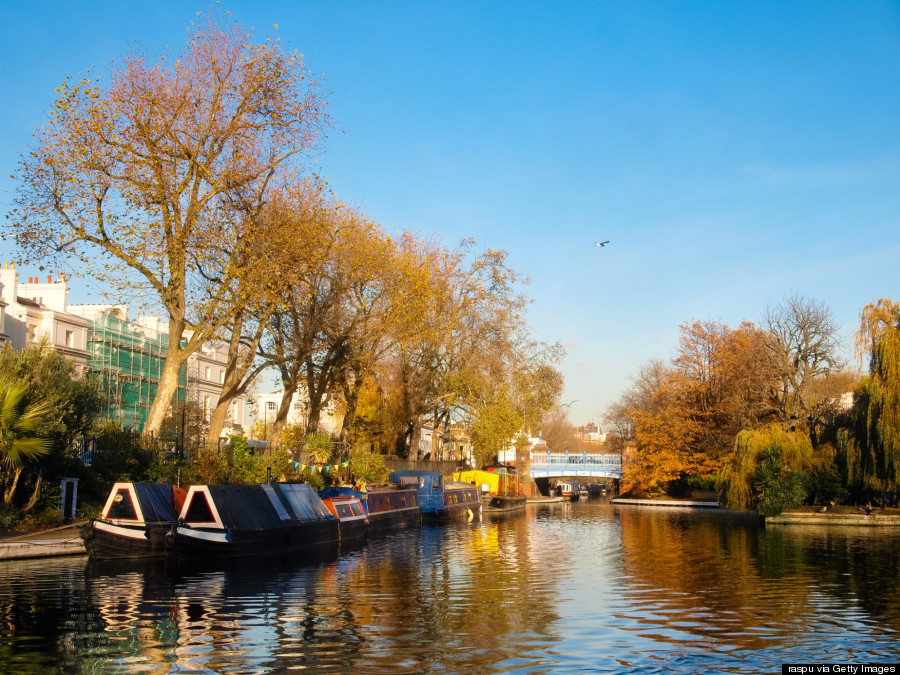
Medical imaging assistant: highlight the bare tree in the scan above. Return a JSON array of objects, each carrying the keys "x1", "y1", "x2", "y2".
[{"x1": 762, "y1": 294, "x2": 844, "y2": 428}]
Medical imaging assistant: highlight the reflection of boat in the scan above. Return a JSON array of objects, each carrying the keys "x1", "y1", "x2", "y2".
[
  {"x1": 319, "y1": 484, "x2": 422, "y2": 534},
  {"x1": 389, "y1": 470, "x2": 482, "y2": 521},
  {"x1": 454, "y1": 469, "x2": 526, "y2": 514},
  {"x1": 80, "y1": 482, "x2": 184, "y2": 560},
  {"x1": 170, "y1": 483, "x2": 339, "y2": 559}
]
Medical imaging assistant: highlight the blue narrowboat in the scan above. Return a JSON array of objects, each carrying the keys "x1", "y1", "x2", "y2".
[{"x1": 388, "y1": 470, "x2": 481, "y2": 521}]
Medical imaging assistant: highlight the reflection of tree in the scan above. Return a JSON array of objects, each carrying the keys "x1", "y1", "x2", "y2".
[{"x1": 617, "y1": 507, "x2": 900, "y2": 650}]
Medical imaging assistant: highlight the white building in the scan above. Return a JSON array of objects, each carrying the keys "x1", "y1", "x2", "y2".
[
  {"x1": 0, "y1": 262, "x2": 90, "y2": 372},
  {"x1": 250, "y1": 389, "x2": 343, "y2": 439}
]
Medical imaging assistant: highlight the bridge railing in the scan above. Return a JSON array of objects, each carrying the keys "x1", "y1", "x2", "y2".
[{"x1": 529, "y1": 452, "x2": 622, "y2": 478}]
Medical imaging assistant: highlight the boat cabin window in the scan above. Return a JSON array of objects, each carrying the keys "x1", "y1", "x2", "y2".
[
  {"x1": 184, "y1": 493, "x2": 215, "y2": 524},
  {"x1": 432, "y1": 476, "x2": 441, "y2": 490},
  {"x1": 350, "y1": 502, "x2": 364, "y2": 516},
  {"x1": 336, "y1": 503, "x2": 354, "y2": 518},
  {"x1": 107, "y1": 489, "x2": 137, "y2": 520}
]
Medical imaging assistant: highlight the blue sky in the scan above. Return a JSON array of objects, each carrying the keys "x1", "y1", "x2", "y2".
[{"x1": 2, "y1": 2, "x2": 899, "y2": 424}]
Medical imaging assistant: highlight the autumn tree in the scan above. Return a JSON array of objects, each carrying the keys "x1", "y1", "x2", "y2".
[
  {"x1": 388, "y1": 243, "x2": 531, "y2": 458},
  {"x1": 257, "y1": 200, "x2": 409, "y2": 443},
  {"x1": 8, "y1": 13, "x2": 330, "y2": 434},
  {"x1": 202, "y1": 178, "x2": 332, "y2": 443}
]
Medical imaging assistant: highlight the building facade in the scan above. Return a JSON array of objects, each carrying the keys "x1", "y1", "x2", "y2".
[
  {"x1": 68, "y1": 304, "x2": 247, "y2": 436},
  {"x1": 0, "y1": 262, "x2": 90, "y2": 371}
]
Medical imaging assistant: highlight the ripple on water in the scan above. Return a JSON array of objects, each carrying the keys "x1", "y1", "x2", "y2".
[{"x1": 1, "y1": 503, "x2": 899, "y2": 672}]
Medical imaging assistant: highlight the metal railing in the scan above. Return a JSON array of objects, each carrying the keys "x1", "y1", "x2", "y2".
[{"x1": 530, "y1": 452, "x2": 622, "y2": 478}]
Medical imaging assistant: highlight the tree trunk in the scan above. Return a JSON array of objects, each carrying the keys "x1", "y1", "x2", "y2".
[
  {"x1": 22, "y1": 473, "x2": 42, "y2": 513},
  {"x1": 3, "y1": 467, "x2": 22, "y2": 506},
  {"x1": 269, "y1": 377, "x2": 300, "y2": 449},
  {"x1": 339, "y1": 378, "x2": 362, "y2": 445},
  {"x1": 207, "y1": 311, "x2": 270, "y2": 443},
  {"x1": 144, "y1": 351, "x2": 188, "y2": 435}
]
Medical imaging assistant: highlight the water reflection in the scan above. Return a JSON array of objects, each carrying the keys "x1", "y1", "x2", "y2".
[{"x1": 0, "y1": 502, "x2": 898, "y2": 673}]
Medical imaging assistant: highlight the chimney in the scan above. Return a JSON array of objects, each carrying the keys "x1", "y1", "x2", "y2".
[{"x1": 48, "y1": 275, "x2": 52, "y2": 283}]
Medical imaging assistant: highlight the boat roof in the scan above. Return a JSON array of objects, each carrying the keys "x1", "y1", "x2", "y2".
[
  {"x1": 182, "y1": 483, "x2": 333, "y2": 529},
  {"x1": 389, "y1": 470, "x2": 441, "y2": 479},
  {"x1": 102, "y1": 482, "x2": 178, "y2": 523}
]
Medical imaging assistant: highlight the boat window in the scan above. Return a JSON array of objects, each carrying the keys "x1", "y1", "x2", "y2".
[
  {"x1": 432, "y1": 477, "x2": 441, "y2": 490},
  {"x1": 336, "y1": 504, "x2": 353, "y2": 518},
  {"x1": 350, "y1": 502, "x2": 364, "y2": 516},
  {"x1": 184, "y1": 492, "x2": 215, "y2": 524},
  {"x1": 107, "y1": 488, "x2": 137, "y2": 520}
]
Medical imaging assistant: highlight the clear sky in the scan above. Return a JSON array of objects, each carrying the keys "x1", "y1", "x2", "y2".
[{"x1": 2, "y1": 2, "x2": 899, "y2": 425}]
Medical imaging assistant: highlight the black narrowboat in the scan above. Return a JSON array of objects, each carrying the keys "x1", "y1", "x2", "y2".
[{"x1": 81, "y1": 482, "x2": 183, "y2": 560}]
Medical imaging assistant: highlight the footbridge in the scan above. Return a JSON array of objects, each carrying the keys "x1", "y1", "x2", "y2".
[{"x1": 529, "y1": 451, "x2": 622, "y2": 479}]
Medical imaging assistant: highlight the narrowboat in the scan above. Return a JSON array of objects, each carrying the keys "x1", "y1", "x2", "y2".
[
  {"x1": 319, "y1": 492, "x2": 369, "y2": 543},
  {"x1": 319, "y1": 484, "x2": 421, "y2": 534},
  {"x1": 556, "y1": 482, "x2": 579, "y2": 501},
  {"x1": 169, "y1": 483, "x2": 339, "y2": 560},
  {"x1": 80, "y1": 482, "x2": 184, "y2": 560},
  {"x1": 453, "y1": 469, "x2": 526, "y2": 514},
  {"x1": 389, "y1": 470, "x2": 481, "y2": 521}
]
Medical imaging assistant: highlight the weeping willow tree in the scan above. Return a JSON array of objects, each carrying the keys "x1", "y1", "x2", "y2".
[
  {"x1": 717, "y1": 423, "x2": 817, "y2": 512},
  {"x1": 842, "y1": 298, "x2": 900, "y2": 492}
]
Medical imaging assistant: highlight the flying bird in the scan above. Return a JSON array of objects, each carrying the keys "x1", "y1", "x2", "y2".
[{"x1": 595, "y1": 241, "x2": 609, "y2": 247}]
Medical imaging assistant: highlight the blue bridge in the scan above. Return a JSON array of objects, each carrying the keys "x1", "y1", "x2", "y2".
[{"x1": 530, "y1": 451, "x2": 622, "y2": 479}]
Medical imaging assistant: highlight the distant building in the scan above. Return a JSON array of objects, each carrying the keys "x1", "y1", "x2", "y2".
[
  {"x1": 250, "y1": 389, "x2": 343, "y2": 439},
  {"x1": 0, "y1": 263, "x2": 90, "y2": 371},
  {"x1": 581, "y1": 422, "x2": 607, "y2": 444}
]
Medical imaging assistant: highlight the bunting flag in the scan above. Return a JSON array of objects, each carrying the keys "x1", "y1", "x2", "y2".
[{"x1": 293, "y1": 461, "x2": 350, "y2": 473}]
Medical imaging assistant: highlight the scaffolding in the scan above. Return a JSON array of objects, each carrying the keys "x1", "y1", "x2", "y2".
[{"x1": 85, "y1": 313, "x2": 187, "y2": 431}]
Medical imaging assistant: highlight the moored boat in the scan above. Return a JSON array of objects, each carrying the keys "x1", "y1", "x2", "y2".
[
  {"x1": 318, "y1": 492, "x2": 369, "y2": 543},
  {"x1": 556, "y1": 482, "x2": 579, "y2": 501},
  {"x1": 169, "y1": 483, "x2": 339, "y2": 560},
  {"x1": 453, "y1": 469, "x2": 526, "y2": 514},
  {"x1": 319, "y1": 484, "x2": 421, "y2": 534},
  {"x1": 80, "y1": 482, "x2": 184, "y2": 560},
  {"x1": 389, "y1": 470, "x2": 481, "y2": 521}
]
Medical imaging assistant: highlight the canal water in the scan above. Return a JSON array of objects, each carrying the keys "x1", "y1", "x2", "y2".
[{"x1": 1, "y1": 499, "x2": 899, "y2": 673}]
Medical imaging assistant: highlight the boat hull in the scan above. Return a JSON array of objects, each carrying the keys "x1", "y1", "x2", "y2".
[
  {"x1": 483, "y1": 494, "x2": 527, "y2": 513},
  {"x1": 170, "y1": 519, "x2": 340, "y2": 560},
  {"x1": 369, "y1": 505, "x2": 422, "y2": 533},
  {"x1": 81, "y1": 520, "x2": 173, "y2": 560}
]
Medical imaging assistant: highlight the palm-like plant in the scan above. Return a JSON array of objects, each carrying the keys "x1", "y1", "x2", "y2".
[
  {"x1": 305, "y1": 432, "x2": 333, "y2": 466},
  {"x1": 0, "y1": 376, "x2": 51, "y2": 505}
]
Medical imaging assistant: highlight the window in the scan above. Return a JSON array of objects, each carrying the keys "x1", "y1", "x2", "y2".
[
  {"x1": 27, "y1": 324, "x2": 37, "y2": 342},
  {"x1": 219, "y1": 369, "x2": 225, "y2": 383},
  {"x1": 65, "y1": 330, "x2": 74, "y2": 348},
  {"x1": 204, "y1": 365, "x2": 211, "y2": 380},
  {"x1": 267, "y1": 401, "x2": 276, "y2": 411},
  {"x1": 203, "y1": 395, "x2": 211, "y2": 418}
]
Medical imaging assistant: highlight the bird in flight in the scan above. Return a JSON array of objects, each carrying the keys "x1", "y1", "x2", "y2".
[{"x1": 594, "y1": 241, "x2": 609, "y2": 247}]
